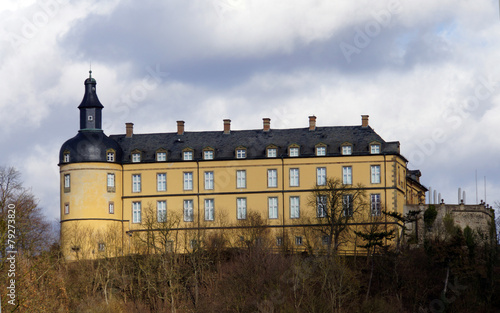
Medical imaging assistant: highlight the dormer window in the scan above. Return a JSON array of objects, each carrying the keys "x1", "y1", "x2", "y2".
[
  {"x1": 289, "y1": 145, "x2": 300, "y2": 157},
  {"x1": 341, "y1": 143, "x2": 352, "y2": 155},
  {"x1": 132, "y1": 151, "x2": 141, "y2": 163},
  {"x1": 236, "y1": 147, "x2": 246, "y2": 159},
  {"x1": 370, "y1": 143, "x2": 381, "y2": 154},
  {"x1": 106, "y1": 149, "x2": 115, "y2": 162},
  {"x1": 315, "y1": 144, "x2": 326, "y2": 156},
  {"x1": 183, "y1": 149, "x2": 193, "y2": 161},
  {"x1": 266, "y1": 145, "x2": 277, "y2": 158},
  {"x1": 63, "y1": 151, "x2": 70, "y2": 163},
  {"x1": 203, "y1": 148, "x2": 214, "y2": 160},
  {"x1": 156, "y1": 149, "x2": 167, "y2": 162}
]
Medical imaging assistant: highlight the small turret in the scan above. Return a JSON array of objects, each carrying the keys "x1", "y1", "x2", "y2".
[{"x1": 78, "y1": 70, "x2": 104, "y2": 130}]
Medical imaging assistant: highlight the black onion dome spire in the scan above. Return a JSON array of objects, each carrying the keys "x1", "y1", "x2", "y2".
[{"x1": 59, "y1": 72, "x2": 122, "y2": 164}]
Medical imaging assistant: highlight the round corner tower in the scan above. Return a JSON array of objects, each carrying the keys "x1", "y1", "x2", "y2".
[{"x1": 59, "y1": 72, "x2": 124, "y2": 260}]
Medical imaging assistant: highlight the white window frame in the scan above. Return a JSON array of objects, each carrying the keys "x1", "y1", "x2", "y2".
[
  {"x1": 317, "y1": 167, "x2": 326, "y2": 186},
  {"x1": 267, "y1": 169, "x2": 277, "y2": 188},
  {"x1": 267, "y1": 148, "x2": 277, "y2": 158},
  {"x1": 132, "y1": 202, "x2": 141, "y2": 223},
  {"x1": 289, "y1": 147, "x2": 299, "y2": 157},
  {"x1": 289, "y1": 168, "x2": 299, "y2": 187},
  {"x1": 295, "y1": 236, "x2": 303, "y2": 246},
  {"x1": 371, "y1": 165, "x2": 381, "y2": 184},
  {"x1": 316, "y1": 146, "x2": 326, "y2": 156},
  {"x1": 107, "y1": 173, "x2": 115, "y2": 188},
  {"x1": 132, "y1": 153, "x2": 141, "y2": 163},
  {"x1": 132, "y1": 174, "x2": 141, "y2": 193},
  {"x1": 290, "y1": 196, "x2": 300, "y2": 219},
  {"x1": 109, "y1": 202, "x2": 114, "y2": 214},
  {"x1": 63, "y1": 153, "x2": 70, "y2": 163},
  {"x1": 343, "y1": 194, "x2": 353, "y2": 217},
  {"x1": 237, "y1": 198, "x2": 247, "y2": 220},
  {"x1": 342, "y1": 145, "x2": 352, "y2": 155},
  {"x1": 204, "y1": 171, "x2": 214, "y2": 190},
  {"x1": 107, "y1": 151, "x2": 115, "y2": 162},
  {"x1": 342, "y1": 166, "x2": 352, "y2": 185},
  {"x1": 157, "y1": 173, "x2": 167, "y2": 191},
  {"x1": 317, "y1": 195, "x2": 327, "y2": 218},
  {"x1": 203, "y1": 150, "x2": 214, "y2": 160},
  {"x1": 64, "y1": 203, "x2": 69, "y2": 215},
  {"x1": 183, "y1": 151, "x2": 193, "y2": 161},
  {"x1": 184, "y1": 172, "x2": 193, "y2": 191},
  {"x1": 268, "y1": 197, "x2": 278, "y2": 219},
  {"x1": 236, "y1": 149, "x2": 246, "y2": 159},
  {"x1": 371, "y1": 194, "x2": 381, "y2": 216},
  {"x1": 236, "y1": 170, "x2": 246, "y2": 189},
  {"x1": 370, "y1": 144, "x2": 380, "y2": 154},
  {"x1": 184, "y1": 199, "x2": 194, "y2": 222},
  {"x1": 157, "y1": 200, "x2": 167, "y2": 223},
  {"x1": 64, "y1": 174, "x2": 70, "y2": 188},
  {"x1": 204, "y1": 199, "x2": 214, "y2": 221},
  {"x1": 156, "y1": 152, "x2": 167, "y2": 162}
]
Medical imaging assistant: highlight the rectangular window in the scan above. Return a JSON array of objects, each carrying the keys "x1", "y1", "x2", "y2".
[
  {"x1": 132, "y1": 202, "x2": 141, "y2": 223},
  {"x1": 107, "y1": 152, "x2": 115, "y2": 162},
  {"x1": 184, "y1": 172, "x2": 193, "y2": 190},
  {"x1": 204, "y1": 171, "x2": 214, "y2": 190},
  {"x1": 268, "y1": 197, "x2": 278, "y2": 219},
  {"x1": 267, "y1": 169, "x2": 277, "y2": 188},
  {"x1": 157, "y1": 173, "x2": 167, "y2": 191},
  {"x1": 237, "y1": 198, "x2": 247, "y2": 220},
  {"x1": 183, "y1": 151, "x2": 193, "y2": 161},
  {"x1": 370, "y1": 144, "x2": 380, "y2": 154},
  {"x1": 290, "y1": 196, "x2": 300, "y2": 218},
  {"x1": 295, "y1": 236, "x2": 303, "y2": 246},
  {"x1": 107, "y1": 173, "x2": 115, "y2": 192},
  {"x1": 276, "y1": 237, "x2": 283, "y2": 246},
  {"x1": 317, "y1": 195, "x2": 327, "y2": 218},
  {"x1": 64, "y1": 174, "x2": 70, "y2": 192},
  {"x1": 184, "y1": 199, "x2": 194, "y2": 222},
  {"x1": 132, "y1": 153, "x2": 141, "y2": 162},
  {"x1": 289, "y1": 168, "x2": 299, "y2": 187},
  {"x1": 64, "y1": 203, "x2": 69, "y2": 215},
  {"x1": 342, "y1": 145, "x2": 352, "y2": 155},
  {"x1": 267, "y1": 148, "x2": 277, "y2": 158},
  {"x1": 236, "y1": 149, "x2": 246, "y2": 159},
  {"x1": 342, "y1": 166, "x2": 352, "y2": 185},
  {"x1": 63, "y1": 153, "x2": 70, "y2": 162},
  {"x1": 109, "y1": 202, "x2": 114, "y2": 214},
  {"x1": 322, "y1": 236, "x2": 330, "y2": 246},
  {"x1": 371, "y1": 194, "x2": 381, "y2": 216},
  {"x1": 317, "y1": 167, "x2": 326, "y2": 186},
  {"x1": 371, "y1": 165, "x2": 381, "y2": 184},
  {"x1": 236, "y1": 170, "x2": 246, "y2": 188},
  {"x1": 157, "y1": 200, "x2": 167, "y2": 222},
  {"x1": 204, "y1": 199, "x2": 214, "y2": 221},
  {"x1": 289, "y1": 147, "x2": 299, "y2": 157},
  {"x1": 98, "y1": 243, "x2": 105, "y2": 252},
  {"x1": 316, "y1": 146, "x2": 326, "y2": 156},
  {"x1": 204, "y1": 150, "x2": 214, "y2": 160},
  {"x1": 157, "y1": 152, "x2": 166, "y2": 161},
  {"x1": 132, "y1": 174, "x2": 141, "y2": 193},
  {"x1": 343, "y1": 194, "x2": 353, "y2": 216}
]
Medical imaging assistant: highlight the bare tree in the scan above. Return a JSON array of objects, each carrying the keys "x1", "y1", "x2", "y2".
[{"x1": 308, "y1": 177, "x2": 368, "y2": 255}]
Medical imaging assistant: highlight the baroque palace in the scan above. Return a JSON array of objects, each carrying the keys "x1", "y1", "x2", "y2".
[{"x1": 59, "y1": 73, "x2": 427, "y2": 260}]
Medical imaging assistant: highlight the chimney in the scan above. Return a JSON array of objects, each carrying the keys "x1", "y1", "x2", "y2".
[
  {"x1": 361, "y1": 115, "x2": 369, "y2": 127},
  {"x1": 309, "y1": 115, "x2": 316, "y2": 131},
  {"x1": 177, "y1": 120, "x2": 185, "y2": 135},
  {"x1": 263, "y1": 118, "x2": 271, "y2": 132},
  {"x1": 223, "y1": 119, "x2": 231, "y2": 134},
  {"x1": 125, "y1": 122, "x2": 134, "y2": 138}
]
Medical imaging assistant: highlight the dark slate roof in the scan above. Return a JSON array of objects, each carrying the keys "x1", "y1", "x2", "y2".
[
  {"x1": 109, "y1": 126, "x2": 402, "y2": 163},
  {"x1": 78, "y1": 72, "x2": 104, "y2": 109},
  {"x1": 59, "y1": 130, "x2": 123, "y2": 163}
]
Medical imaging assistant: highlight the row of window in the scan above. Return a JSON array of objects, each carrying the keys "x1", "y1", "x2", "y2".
[
  {"x1": 126, "y1": 194, "x2": 382, "y2": 224},
  {"x1": 62, "y1": 143, "x2": 382, "y2": 163},
  {"x1": 62, "y1": 165, "x2": 382, "y2": 194}
]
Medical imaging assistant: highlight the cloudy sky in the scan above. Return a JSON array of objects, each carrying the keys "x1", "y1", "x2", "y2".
[{"x1": 1, "y1": 0, "x2": 499, "y2": 223}]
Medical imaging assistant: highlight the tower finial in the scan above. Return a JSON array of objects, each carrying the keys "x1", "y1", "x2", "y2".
[{"x1": 89, "y1": 61, "x2": 92, "y2": 78}]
